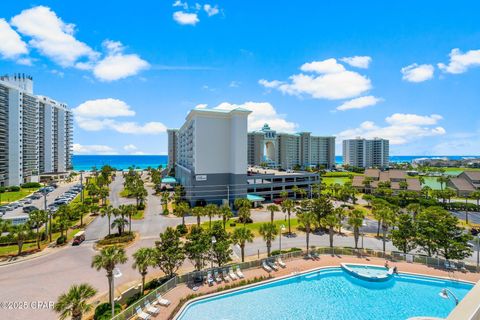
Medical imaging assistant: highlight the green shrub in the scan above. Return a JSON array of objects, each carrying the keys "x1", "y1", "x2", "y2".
[
  {"x1": 8, "y1": 186, "x2": 20, "y2": 192},
  {"x1": 270, "y1": 247, "x2": 302, "y2": 256},
  {"x1": 56, "y1": 235, "x2": 66, "y2": 245},
  {"x1": 125, "y1": 293, "x2": 142, "y2": 307},
  {"x1": 144, "y1": 276, "x2": 169, "y2": 291},
  {"x1": 94, "y1": 302, "x2": 121, "y2": 320},
  {"x1": 0, "y1": 187, "x2": 6, "y2": 193},
  {"x1": 21, "y1": 182, "x2": 41, "y2": 188},
  {"x1": 176, "y1": 224, "x2": 188, "y2": 235},
  {"x1": 98, "y1": 232, "x2": 135, "y2": 245}
]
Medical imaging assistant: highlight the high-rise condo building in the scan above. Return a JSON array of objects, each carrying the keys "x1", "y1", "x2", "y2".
[
  {"x1": 342, "y1": 138, "x2": 389, "y2": 169},
  {"x1": 167, "y1": 129, "x2": 178, "y2": 169},
  {"x1": 0, "y1": 74, "x2": 73, "y2": 186},
  {"x1": 247, "y1": 124, "x2": 336, "y2": 170},
  {"x1": 173, "y1": 107, "x2": 251, "y2": 205}
]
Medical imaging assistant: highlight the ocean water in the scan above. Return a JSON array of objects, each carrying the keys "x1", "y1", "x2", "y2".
[
  {"x1": 177, "y1": 267, "x2": 472, "y2": 320},
  {"x1": 72, "y1": 155, "x2": 479, "y2": 171},
  {"x1": 72, "y1": 155, "x2": 168, "y2": 171}
]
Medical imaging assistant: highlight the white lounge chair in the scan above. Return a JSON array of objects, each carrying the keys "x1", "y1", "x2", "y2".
[
  {"x1": 222, "y1": 269, "x2": 231, "y2": 282},
  {"x1": 214, "y1": 270, "x2": 222, "y2": 283},
  {"x1": 206, "y1": 271, "x2": 215, "y2": 286},
  {"x1": 155, "y1": 293, "x2": 171, "y2": 306},
  {"x1": 144, "y1": 301, "x2": 160, "y2": 315},
  {"x1": 277, "y1": 257, "x2": 286, "y2": 268},
  {"x1": 236, "y1": 266, "x2": 245, "y2": 279},
  {"x1": 262, "y1": 261, "x2": 273, "y2": 272},
  {"x1": 268, "y1": 260, "x2": 279, "y2": 271},
  {"x1": 135, "y1": 306, "x2": 151, "y2": 320},
  {"x1": 228, "y1": 267, "x2": 238, "y2": 280}
]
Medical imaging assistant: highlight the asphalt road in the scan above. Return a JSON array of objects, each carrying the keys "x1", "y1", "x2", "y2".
[{"x1": 1, "y1": 174, "x2": 480, "y2": 320}]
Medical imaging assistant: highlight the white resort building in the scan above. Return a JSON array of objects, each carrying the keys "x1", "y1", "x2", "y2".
[
  {"x1": 342, "y1": 137, "x2": 389, "y2": 169},
  {"x1": 248, "y1": 124, "x2": 336, "y2": 170},
  {"x1": 0, "y1": 74, "x2": 73, "y2": 186},
  {"x1": 170, "y1": 107, "x2": 251, "y2": 205}
]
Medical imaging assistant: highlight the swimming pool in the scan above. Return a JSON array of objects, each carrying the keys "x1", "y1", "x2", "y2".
[{"x1": 176, "y1": 267, "x2": 473, "y2": 320}]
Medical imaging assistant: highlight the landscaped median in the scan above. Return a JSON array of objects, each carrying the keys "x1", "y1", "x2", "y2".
[{"x1": 107, "y1": 247, "x2": 480, "y2": 320}]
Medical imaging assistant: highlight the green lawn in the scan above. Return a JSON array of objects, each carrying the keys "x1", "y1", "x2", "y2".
[
  {"x1": 0, "y1": 187, "x2": 39, "y2": 204},
  {"x1": 322, "y1": 172, "x2": 363, "y2": 177},
  {"x1": 322, "y1": 177, "x2": 351, "y2": 186},
  {"x1": 131, "y1": 209, "x2": 144, "y2": 220},
  {"x1": 200, "y1": 217, "x2": 301, "y2": 237}
]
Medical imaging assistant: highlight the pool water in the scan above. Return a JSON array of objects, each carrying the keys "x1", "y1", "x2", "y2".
[
  {"x1": 176, "y1": 268, "x2": 473, "y2": 320},
  {"x1": 344, "y1": 264, "x2": 389, "y2": 277}
]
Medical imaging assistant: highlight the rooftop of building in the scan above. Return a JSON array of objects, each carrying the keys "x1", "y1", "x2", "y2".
[{"x1": 247, "y1": 166, "x2": 318, "y2": 176}]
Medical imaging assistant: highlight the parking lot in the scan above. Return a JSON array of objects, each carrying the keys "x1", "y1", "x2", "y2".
[{"x1": 0, "y1": 178, "x2": 84, "y2": 223}]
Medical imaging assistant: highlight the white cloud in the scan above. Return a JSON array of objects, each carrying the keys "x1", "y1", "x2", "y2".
[
  {"x1": 229, "y1": 81, "x2": 240, "y2": 88},
  {"x1": 123, "y1": 144, "x2": 137, "y2": 151},
  {"x1": 337, "y1": 113, "x2": 446, "y2": 145},
  {"x1": 385, "y1": 113, "x2": 442, "y2": 126},
  {"x1": 109, "y1": 121, "x2": 167, "y2": 134},
  {"x1": 73, "y1": 143, "x2": 116, "y2": 155},
  {"x1": 11, "y1": 6, "x2": 97, "y2": 67},
  {"x1": 336, "y1": 96, "x2": 382, "y2": 111},
  {"x1": 0, "y1": 19, "x2": 28, "y2": 60},
  {"x1": 401, "y1": 63, "x2": 434, "y2": 82},
  {"x1": 73, "y1": 98, "x2": 135, "y2": 118},
  {"x1": 340, "y1": 56, "x2": 371, "y2": 69},
  {"x1": 258, "y1": 79, "x2": 284, "y2": 88},
  {"x1": 204, "y1": 4, "x2": 219, "y2": 16},
  {"x1": 173, "y1": 0, "x2": 189, "y2": 9},
  {"x1": 438, "y1": 48, "x2": 480, "y2": 74},
  {"x1": 260, "y1": 58, "x2": 372, "y2": 100},
  {"x1": 213, "y1": 101, "x2": 297, "y2": 133},
  {"x1": 195, "y1": 103, "x2": 208, "y2": 109},
  {"x1": 74, "y1": 98, "x2": 167, "y2": 134},
  {"x1": 92, "y1": 40, "x2": 149, "y2": 81},
  {"x1": 300, "y1": 58, "x2": 345, "y2": 74},
  {"x1": 173, "y1": 11, "x2": 199, "y2": 25},
  {"x1": 432, "y1": 132, "x2": 480, "y2": 155}
]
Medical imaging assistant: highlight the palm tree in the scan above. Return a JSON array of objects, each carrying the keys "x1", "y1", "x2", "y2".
[
  {"x1": 406, "y1": 203, "x2": 423, "y2": 220},
  {"x1": 377, "y1": 206, "x2": 395, "y2": 253},
  {"x1": 173, "y1": 201, "x2": 190, "y2": 226},
  {"x1": 280, "y1": 199, "x2": 295, "y2": 236},
  {"x1": 10, "y1": 223, "x2": 32, "y2": 255},
  {"x1": 192, "y1": 206, "x2": 205, "y2": 226},
  {"x1": 235, "y1": 198, "x2": 252, "y2": 226},
  {"x1": 91, "y1": 246, "x2": 128, "y2": 317},
  {"x1": 362, "y1": 177, "x2": 373, "y2": 193},
  {"x1": 437, "y1": 175, "x2": 449, "y2": 190},
  {"x1": 76, "y1": 203, "x2": 90, "y2": 227},
  {"x1": 111, "y1": 217, "x2": 128, "y2": 236},
  {"x1": 421, "y1": 186, "x2": 432, "y2": 199},
  {"x1": 348, "y1": 209, "x2": 365, "y2": 249},
  {"x1": 132, "y1": 247, "x2": 157, "y2": 294},
  {"x1": 100, "y1": 205, "x2": 115, "y2": 236},
  {"x1": 334, "y1": 207, "x2": 346, "y2": 233},
  {"x1": 266, "y1": 204, "x2": 279, "y2": 224},
  {"x1": 219, "y1": 204, "x2": 233, "y2": 230},
  {"x1": 204, "y1": 204, "x2": 218, "y2": 229},
  {"x1": 259, "y1": 223, "x2": 278, "y2": 257},
  {"x1": 124, "y1": 204, "x2": 137, "y2": 233},
  {"x1": 323, "y1": 213, "x2": 339, "y2": 248},
  {"x1": 298, "y1": 210, "x2": 315, "y2": 255},
  {"x1": 28, "y1": 210, "x2": 47, "y2": 249},
  {"x1": 232, "y1": 227, "x2": 254, "y2": 262},
  {"x1": 471, "y1": 190, "x2": 480, "y2": 211},
  {"x1": 54, "y1": 283, "x2": 97, "y2": 320}
]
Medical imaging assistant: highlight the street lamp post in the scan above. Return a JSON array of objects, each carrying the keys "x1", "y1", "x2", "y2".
[
  {"x1": 476, "y1": 234, "x2": 480, "y2": 269},
  {"x1": 279, "y1": 224, "x2": 286, "y2": 253},
  {"x1": 112, "y1": 267, "x2": 123, "y2": 316},
  {"x1": 361, "y1": 233, "x2": 365, "y2": 249},
  {"x1": 80, "y1": 171, "x2": 84, "y2": 203},
  {"x1": 211, "y1": 236, "x2": 216, "y2": 269}
]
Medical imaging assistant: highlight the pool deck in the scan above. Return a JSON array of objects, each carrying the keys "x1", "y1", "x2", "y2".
[{"x1": 150, "y1": 254, "x2": 480, "y2": 320}]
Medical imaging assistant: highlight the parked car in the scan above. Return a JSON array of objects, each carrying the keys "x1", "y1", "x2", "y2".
[
  {"x1": 31, "y1": 193, "x2": 42, "y2": 199},
  {"x1": 23, "y1": 205, "x2": 39, "y2": 213}
]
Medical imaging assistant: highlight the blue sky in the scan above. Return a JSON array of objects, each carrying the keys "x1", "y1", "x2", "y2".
[{"x1": 1, "y1": 0, "x2": 479, "y2": 155}]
